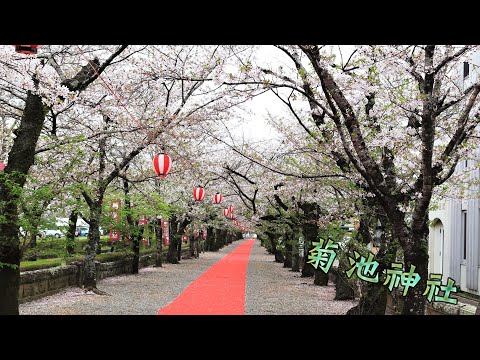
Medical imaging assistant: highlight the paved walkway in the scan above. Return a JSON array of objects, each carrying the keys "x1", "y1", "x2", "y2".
[
  {"x1": 20, "y1": 239, "x2": 357, "y2": 315},
  {"x1": 158, "y1": 240, "x2": 255, "y2": 314}
]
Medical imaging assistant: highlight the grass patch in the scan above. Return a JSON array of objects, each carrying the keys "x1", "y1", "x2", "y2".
[{"x1": 20, "y1": 258, "x2": 63, "y2": 272}]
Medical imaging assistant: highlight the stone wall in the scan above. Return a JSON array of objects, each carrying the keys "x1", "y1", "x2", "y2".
[
  {"x1": 19, "y1": 253, "x2": 165, "y2": 303},
  {"x1": 19, "y1": 265, "x2": 79, "y2": 303},
  {"x1": 385, "y1": 291, "x2": 476, "y2": 315}
]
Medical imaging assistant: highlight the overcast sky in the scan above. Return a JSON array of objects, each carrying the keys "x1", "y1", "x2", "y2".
[{"x1": 235, "y1": 45, "x2": 356, "y2": 144}]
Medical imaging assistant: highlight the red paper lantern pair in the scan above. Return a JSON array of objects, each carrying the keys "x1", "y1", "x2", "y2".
[{"x1": 194, "y1": 188, "x2": 223, "y2": 203}]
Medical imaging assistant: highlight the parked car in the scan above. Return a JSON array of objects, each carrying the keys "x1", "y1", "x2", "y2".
[
  {"x1": 38, "y1": 229, "x2": 64, "y2": 238},
  {"x1": 75, "y1": 227, "x2": 89, "y2": 237}
]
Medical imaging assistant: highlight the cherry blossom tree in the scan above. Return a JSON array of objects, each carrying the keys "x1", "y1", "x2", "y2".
[
  {"x1": 225, "y1": 45, "x2": 480, "y2": 315},
  {"x1": 0, "y1": 45, "x2": 128, "y2": 314}
]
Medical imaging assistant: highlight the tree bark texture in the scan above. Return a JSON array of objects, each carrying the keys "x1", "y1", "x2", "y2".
[
  {"x1": 0, "y1": 92, "x2": 44, "y2": 314},
  {"x1": 155, "y1": 218, "x2": 163, "y2": 267}
]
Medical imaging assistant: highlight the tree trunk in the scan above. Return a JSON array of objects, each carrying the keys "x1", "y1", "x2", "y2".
[
  {"x1": 214, "y1": 228, "x2": 222, "y2": 251},
  {"x1": 155, "y1": 218, "x2": 163, "y2": 267},
  {"x1": 167, "y1": 216, "x2": 179, "y2": 264},
  {"x1": 177, "y1": 235, "x2": 182, "y2": 261},
  {"x1": 194, "y1": 239, "x2": 199, "y2": 258},
  {"x1": 83, "y1": 202, "x2": 102, "y2": 290},
  {"x1": 333, "y1": 268, "x2": 355, "y2": 301},
  {"x1": 0, "y1": 211, "x2": 21, "y2": 315},
  {"x1": 291, "y1": 237, "x2": 300, "y2": 272},
  {"x1": 189, "y1": 237, "x2": 195, "y2": 257},
  {"x1": 66, "y1": 208, "x2": 78, "y2": 255},
  {"x1": 266, "y1": 231, "x2": 284, "y2": 263},
  {"x1": 0, "y1": 91, "x2": 45, "y2": 315},
  {"x1": 401, "y1": 222, "x2": 429, "y2": 315},
  {"x1": 292, "y1": 253, "x2": 300, "y2": 272},
  {"x1": 166, "y1": 235, "x2": 179, "y2": 264},
  {"x1": 347, "y1": 213, "x2": 396, "y2": 313},
  {"x1": 218, "y1": 229, "x2": 227, "y2": 249},
  {"x1": 131, "y1": 226, "x2": 144, "y2": 274},
  {"x1": 205, "y1": 226, "x2": 214, "y2": 251},
  {"x1": 284, "y1": 239, "x2": 293, "y2": 268},
  {"x1": 24, "y1": 233, "x2": 37, "y2": 261},
  {"x1": 299, "y1": 202, "x2": 318, "y2": 278},
  {"x1": 314, "y1": 269, "x2": 329, "y2": 286},
  {"x1": 347, "y1": 281, "x2": 386, "y2": 315},
  {"x1": 301, "y1": 237, "x2": 315, "y2": 278}
]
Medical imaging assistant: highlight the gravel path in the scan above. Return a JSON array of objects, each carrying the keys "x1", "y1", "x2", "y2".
[
  {"x1": 245, "y1": 239, "x2": 358, "y2": 314},
  {"x1": 20, "y1": 241, "x2": 244, "y2": 315},
  {"x1": 20, "y1": 239, "x2": 358, "y2": 315}
]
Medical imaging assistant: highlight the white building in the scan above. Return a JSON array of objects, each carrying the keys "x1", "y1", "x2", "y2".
[{"x1": 428, "y1": 51, "x2": 480, "y2": 295}]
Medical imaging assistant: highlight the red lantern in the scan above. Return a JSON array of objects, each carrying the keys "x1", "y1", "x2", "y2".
[
  {"x1": 153, "y1": 153, "x2": 172, "y2": 178},
  {"x1": 230, "y1": 213, "x2": 235, "y2": 219},
  {"x1": 213, "y1": 193, "x2": 223, "y2": 204},
  {"x1": 193, "y1": 186, "x2": 206, "y2": 201},
  {"x1": 228, "y1": 205, "x2": 234, "y2": 213},
  {"x1": 202, "y1": 230, "x2": 207, "y2": 239},
  {"x1": 234, "y1": 220, "x2": 239, "y2": 226},
  {"x1": 15, "y1": 45, "x2": 39, "y2": 55},
  {"x1": 0, "y1": 161, "x2": 5, "y2": 171},
  {"x1": 182, "y1": 236, "x2": 188, "y2": 243},
  {"x1": 223, "y1": 208, "x2": 229, "y2": 217}
]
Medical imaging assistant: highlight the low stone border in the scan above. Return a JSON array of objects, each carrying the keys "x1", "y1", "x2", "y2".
[
  {"x1": 19, "y1": 251, "x2": 187, "y2": 303},
  {"x1": 386, "y1": 290, "x2": 477, "y2": 315}
]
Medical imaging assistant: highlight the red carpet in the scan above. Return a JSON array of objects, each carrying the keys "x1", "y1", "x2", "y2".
[{"x1": 157, "y1": 239, "x2": 255, "y2": 315}]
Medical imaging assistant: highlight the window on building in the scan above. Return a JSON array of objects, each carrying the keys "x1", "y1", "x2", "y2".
[
  {"x1": 464, "y1": 62, "x2": 470, "y2": 78},
  {"x1": 462, "y1": 210, "x2": 467, "y2": 260}
]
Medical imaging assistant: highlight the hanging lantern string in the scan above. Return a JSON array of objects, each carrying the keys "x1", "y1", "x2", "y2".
[{"x1": 75, "y1": 45, "x2": 160, "y2": 148}]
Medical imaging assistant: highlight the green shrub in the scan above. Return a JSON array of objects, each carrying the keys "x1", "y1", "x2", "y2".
[
  {"x1": 65, "y1": 255, "x2": 85, "y2": 264},
  {"x1": 75, "y1": 236, "x2": 109, "y2": 252},
  {"x1": 20, "y1": 259, "x2": 63, "y2": 272},
  {"x1": 140, "y1": 248, "x2": 156, "y2": 255},
  {"x1": 96, "y1": 252, "x2": 131, "y2": 263}
]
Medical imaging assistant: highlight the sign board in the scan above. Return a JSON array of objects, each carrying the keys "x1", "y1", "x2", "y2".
[
  {"x1": 298, "y1": 236, "x2": 304, "y2": 257},
  {"x1": 110, "y1": 199, "x2": 121, "y2": 242},
  {"x1": 161, "y1": 219, "x2": 169, "y2": 246},
  {"x1": 109, "y1": 229, "x2": 121, "y2": 241}
]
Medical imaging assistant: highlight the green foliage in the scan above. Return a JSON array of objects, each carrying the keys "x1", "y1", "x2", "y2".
[
  {"x1": 0, "y1": 261, "x2": 19, "y2": 270},
  {"x1": 239, "y1": 61, "x2": 252, "y2": 73},
  {"x1": 20, "y1": 259, "x2": 63, "y2": 271}
]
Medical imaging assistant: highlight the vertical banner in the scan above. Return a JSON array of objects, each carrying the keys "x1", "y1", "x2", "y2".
[
  {"x1": 110, "y1": 230, "x2": 121, "y2": 241},
  {"x1": 109, "y1": 199, "x2": 121, "y2": 242},
  {"x1": 139, "y1": 215, "x2": 148, "y2": 245},
  {"x1": 161, "y1": 219, "x2": 170, "y2": 246}
]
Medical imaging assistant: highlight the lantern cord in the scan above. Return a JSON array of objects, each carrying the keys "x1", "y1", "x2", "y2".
[{"x1": 75, "y1": 45, "x2": 160, "y2": 148}]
